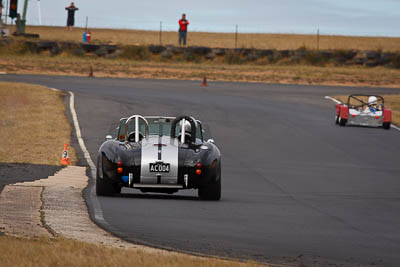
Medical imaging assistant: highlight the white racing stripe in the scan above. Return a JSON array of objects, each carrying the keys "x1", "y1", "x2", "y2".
[
  {"x1": 325, "y1": 95, "x2": 400, "y2": 132},
  {"x1": 68, "y1": 91, "x2": 106, "y2": 223}
]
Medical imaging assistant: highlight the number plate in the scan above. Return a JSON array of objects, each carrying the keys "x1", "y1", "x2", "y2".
[{"x1": 149, "y1": 162, "x2": 170, "y2": 173}]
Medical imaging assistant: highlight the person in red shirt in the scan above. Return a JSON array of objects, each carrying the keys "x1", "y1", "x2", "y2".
[{"x1": 178, "y1": 13, "x2": 189, "y2": 46}]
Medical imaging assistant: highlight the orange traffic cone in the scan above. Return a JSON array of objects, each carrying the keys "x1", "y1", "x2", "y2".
[
  {"x1": 202, "y1": 76, "x2": 208, "y2": 87},
  {"x1": 60, "y1": 144, "x2": 70, "y2": 166}
]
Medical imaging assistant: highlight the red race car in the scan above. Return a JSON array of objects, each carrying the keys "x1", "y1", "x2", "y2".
[{"x1": 336, "y1": 94, "x2": 391, "y2": 129}]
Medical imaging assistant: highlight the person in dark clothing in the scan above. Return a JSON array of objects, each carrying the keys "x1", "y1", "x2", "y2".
[
  {"x1": 65, "y1": 2, "x2": 79, "y2": 31},
  {"x1": 178, "y1": 13, "x2": 189, "y2": 46}
]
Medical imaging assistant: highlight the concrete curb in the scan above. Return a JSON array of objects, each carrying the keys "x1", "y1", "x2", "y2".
[{"x1": 6, "y1": 166, "x2": 161, "y2": 252}]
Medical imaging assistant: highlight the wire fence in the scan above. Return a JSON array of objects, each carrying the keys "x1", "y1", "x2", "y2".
[{"x1": 2, "y1": 11, "x2": 397, "y2": 38}]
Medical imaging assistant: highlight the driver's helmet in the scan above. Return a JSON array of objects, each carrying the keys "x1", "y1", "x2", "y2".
[
  {"x1": 368, "y1": 96, "x2": 378, "y2": 105},
  {"x1": 179, "y1": 120, "x2": 191, "y2": 134}
]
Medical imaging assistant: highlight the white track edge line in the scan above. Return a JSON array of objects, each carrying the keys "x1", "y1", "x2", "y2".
[
  {"x1": 392, "y1": 124, "x2": 400, "y2": 131},
  {"x1": 324, "y1": 95, "x2": 342, "y2": 104},
  {"x1": 324, "y1": 95, "x2": 400, "y2": 132},
  {"x1": 69, "y1": 91, "x2": 106, "y2": 223}
]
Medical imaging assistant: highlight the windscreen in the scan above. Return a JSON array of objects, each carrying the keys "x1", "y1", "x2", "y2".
[
  {"x1": 117, "y1": 117, "x2": 205, "y2": 143},
  {"x1": 118, "y1": 117, "x2": 173, "y2": 141}
]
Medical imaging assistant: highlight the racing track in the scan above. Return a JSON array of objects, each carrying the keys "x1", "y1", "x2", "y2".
[{"x1": 1, "y1": 74, "x2": 400, "y2": 266}]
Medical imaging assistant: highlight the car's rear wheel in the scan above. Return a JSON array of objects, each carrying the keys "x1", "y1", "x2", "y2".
[
  {"x1": 383, "y1": 122, "x2": 391, "y2": 130},
  {"x1": 335, "y1": 115, "x2": 339, "y2": 124},
  {"x1": 339, "y1": 117, "x2": 347, "y2": 126},
  {"x1": 198, "y1": 177, "x2": 221, "y2": 201},
  {"x1": 96, "y1": 171, "x2": 121, "y2": 196}
]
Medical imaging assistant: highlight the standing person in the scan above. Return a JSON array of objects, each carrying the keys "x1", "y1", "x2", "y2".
[
  {"x1": 178, "y1": 13, "x2": 189, "y2": 46},
  {"x1": 0, "y1": 1, "x2": 3, "y2": 31},
  {"x1": 0, "y1": 1, "x2": 3, "y2": 24},
  {"x1": 65, "y1": 2, "x2": 79, "y2": 31}
]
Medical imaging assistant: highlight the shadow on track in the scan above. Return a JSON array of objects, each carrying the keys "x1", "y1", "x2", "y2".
[{"x1": 116, "y1": 192, "x2": 199, "y2": 201}]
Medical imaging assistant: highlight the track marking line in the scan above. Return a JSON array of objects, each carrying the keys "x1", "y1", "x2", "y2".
[
  {"x1": 392, "y1": 125, "x2": 400, "y2": 131},
  {"x1": 69, "y1": 91, "x2": 107, "y2": 223},
  {"x1": 325, "y1": 95, "x2": 400, "y2": 132},
  {"x1": 324, "y1": 95, "x2": 342, "y2": 104}
]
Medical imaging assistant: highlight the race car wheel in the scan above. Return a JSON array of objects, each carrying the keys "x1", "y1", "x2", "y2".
[
  {"x1": 198, "y1": 176, "x2": 221, "y2": 201},
  {"x1": 335, "y1": 115, "x2": 339, "y2": 124},
  {"x1": 96, "y1": 171, "x2": 121, "y2": 196},
  {"x1": 339, "y1": 117, "x2": 347, "y2": 126},
  {"x1": 383, "y1": 122, "x2": 391, "y2": 130}
]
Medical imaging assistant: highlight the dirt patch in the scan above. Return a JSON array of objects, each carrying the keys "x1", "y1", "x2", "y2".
[
  {"x1": 11, "y1": 166, "x2": 156, "y2": 250},
  {"x1": 1, "y1": 56, "x2": 400, "y2": 87},
  {"x1": 0, "y1": 185, "x2": 51, "y2": 237}
]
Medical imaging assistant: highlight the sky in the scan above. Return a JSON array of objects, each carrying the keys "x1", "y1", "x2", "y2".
[{"x1": 3, "y1": 0, "x2": 400, "y2": 36}]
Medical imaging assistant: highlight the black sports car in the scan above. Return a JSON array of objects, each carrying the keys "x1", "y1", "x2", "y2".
[{"x1": 96, "y1": 115, "x2": 222, "y2": 200}]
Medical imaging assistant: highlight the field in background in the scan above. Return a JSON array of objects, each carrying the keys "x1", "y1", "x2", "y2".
[
  {"x1": 2, "y1": 25, "x2": 400, "y2": 87},
  {"x1": 0, "y1": 82, "x2": 77, "y2": 165},
  {"x1": 334, "y1": 95, "x2": 400, "y2": 126},
  {"x1": 5, "y1": 25, "x2": 400, "y2": 51},
  {"x1": 1, "y1": 53, "x2": 400, "y2": 87}
]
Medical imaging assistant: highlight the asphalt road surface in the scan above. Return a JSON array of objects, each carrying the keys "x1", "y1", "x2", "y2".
[{"x1": 2, "y1": 74, "x2": 400, "y2": 266}]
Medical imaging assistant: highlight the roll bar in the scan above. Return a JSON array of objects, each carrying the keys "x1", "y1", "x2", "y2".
[
  {"x1": 348, "y1": 94, "x2": 384, "y2": 106},
  {"x1": 171, "y1": 116, "x2": 197, "y2": 145},
  {"x1": 124, "y1": 115, "x2": 149, "y2": 143}
]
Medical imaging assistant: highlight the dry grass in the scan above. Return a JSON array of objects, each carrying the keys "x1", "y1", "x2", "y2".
[
  {"x1": 384, "y1": 95, "x2": 400, "y2": 125},
  {"x1": 333, "y1": 94, "x2": 400, "y2": 126},
  {"x1": 0, "y1": 82, "x2": 77, "y2": 165},
  {"x1": 2, "y1": 25, "x2": 400, "y2": 87},
  {"x1": 1, "y1": 53, "x2": 400, "y2": 87},
  {"x1": 0, "y1": 235, "x2": 262, "y2": 267},
  {"x1": 5, "y1": 25, "x2": 400, "y2": 51}
]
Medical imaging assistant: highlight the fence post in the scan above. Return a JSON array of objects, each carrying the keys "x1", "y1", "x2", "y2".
[
  {"x1": 37, "y1": 0, "x2": 41, "y2": 25},
  {"x1": 159, "y1": 21, "x2": 162, "y2": 46},
  {"x1": 317, "y1": 28, "x2": 320, "y2": 50},
  {"x1": 5, "y1": 0, "x2": 9, "y2": 25},
  {"x1": 235, "y1": 24, "x2": 238, "y2": 49}
]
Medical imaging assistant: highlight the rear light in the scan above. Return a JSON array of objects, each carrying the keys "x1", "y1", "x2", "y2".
[
  {"x1": 117, "y1": 161, "x2": 123, "y2": 167},
  {"x1": 195, "y1": 162, "x2": 202, "y2": 175},
  {"x1": 352, "y1": 114, "x2": 356, "y2": 118},
  {"x1": 117, "y1": 167, "x2": 123, "y2": 174},
  {"x1": 376, "y1": 116, "x2": 379, "y2": 119}
]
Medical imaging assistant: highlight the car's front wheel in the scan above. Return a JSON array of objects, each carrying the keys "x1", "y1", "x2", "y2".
[{"x1": 198, "y1": 177, "x2": 221, "y2": 201}]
